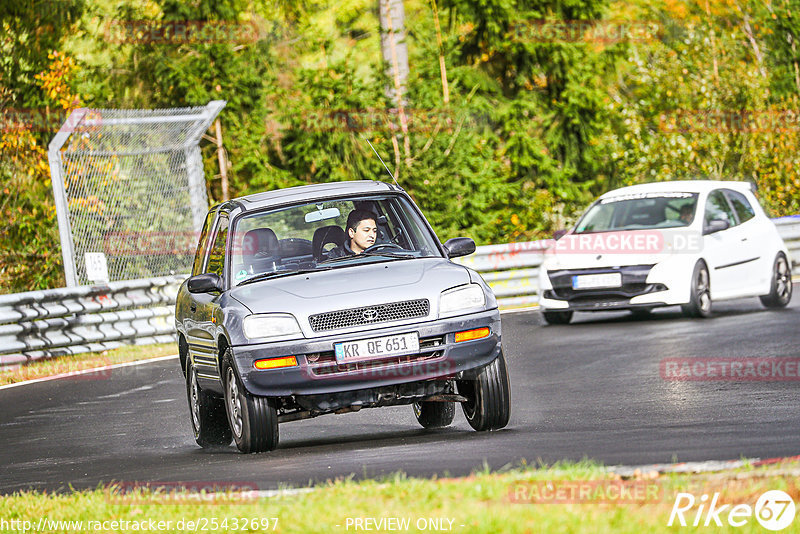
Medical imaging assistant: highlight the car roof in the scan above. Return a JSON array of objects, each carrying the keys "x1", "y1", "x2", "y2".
[
  {"x1": 598, "y1": 180, "x2": 755, "y2": 199},
  {"x1": 230, "y1": 180, "x2": 403, "y2": 211}
]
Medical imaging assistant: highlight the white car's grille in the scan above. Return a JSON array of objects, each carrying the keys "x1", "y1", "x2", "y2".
[{"x1": 308, "y1": 299, "x2": 430, "y2": 332}]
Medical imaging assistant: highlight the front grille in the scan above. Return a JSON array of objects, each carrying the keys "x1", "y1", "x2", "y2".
[{"x1": 308, "y1": 299, "x2": 429, "y2": 332}]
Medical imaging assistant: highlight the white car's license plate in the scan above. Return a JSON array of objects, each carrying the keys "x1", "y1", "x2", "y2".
[
  {"x1": 572, "y1": 273, "x2": 622, "y2": 290},
  {"x1": 334, "y1": 332, "x2": 420, "y2": 363}
]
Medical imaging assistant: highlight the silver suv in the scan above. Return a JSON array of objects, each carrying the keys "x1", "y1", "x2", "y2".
[{"x1": 175, "y1": 180, "x2": 510, "y2": 453}]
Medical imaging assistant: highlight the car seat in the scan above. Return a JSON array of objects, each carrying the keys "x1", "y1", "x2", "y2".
[
  {"x1": 242, "y1": 228, "x2": 280, "y2": 273},
  {"x1": 312, "y1": 225, "x2": 346, "y2": 261}
]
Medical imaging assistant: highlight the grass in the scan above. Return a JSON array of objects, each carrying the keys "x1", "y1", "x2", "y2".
[
  {"x1": 0, "y1": 343, "x2": 176, "y2": 386},
  {"x1": 1, "y1": 460, "x2": 798, "y2": 533}
]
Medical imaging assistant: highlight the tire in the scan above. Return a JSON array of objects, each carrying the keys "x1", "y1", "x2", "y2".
[
  {"x1": 412, "y1": 401, "x2": 455, "y2": 429},
  {"x1": 542, "y1": 310, "x2": 573, "y2": 325},
  {"x1": 457, "y1": 351, "x2": 511, "y2": 431},
  {"x1": 681, "y1": 261, "x2": 712, "y2": 318},
  {"x1": 222, "y1": 348, "x2": 279, "y2": 453},
  {"x1": 760, "y1": 253, "x2": 793, "y2": 308},
  {"x1": 186, "y1": 360, "x2": 232, "y2": 448}
]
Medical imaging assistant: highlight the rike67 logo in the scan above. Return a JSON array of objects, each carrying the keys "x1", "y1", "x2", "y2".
[{"x1": 669, "y1": 490, "x2": 796, "y2": 530}]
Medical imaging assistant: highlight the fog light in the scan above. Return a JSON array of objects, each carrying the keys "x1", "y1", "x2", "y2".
[
  {"x1": 254, "y1": 356, "x2": 298, "y2": 370},
  {"x1": 454, "y1": 327, "x2": 490, "y2": 343}
]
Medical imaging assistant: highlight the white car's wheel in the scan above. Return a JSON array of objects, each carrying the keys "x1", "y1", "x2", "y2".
[
  {"x1": 681, "y1": 261, "x2": 712, "y2": 318},
  {"x1": 760, "y1": 253, "x2": 793, "y2": 308}
]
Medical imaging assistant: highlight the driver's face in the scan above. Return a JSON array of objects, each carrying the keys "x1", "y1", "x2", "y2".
[{"x1": 349, "y1": 219, "x2": 377, "y2": 253}]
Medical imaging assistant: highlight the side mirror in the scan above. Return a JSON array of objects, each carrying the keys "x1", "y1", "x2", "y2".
[
  {"x1": 443, "y1": 237, "x2": 476, "y2": 258},
  {"x1": 553, "y1": 229, "x2": 568, "y2": 240},
  {"x1": 703, "y1": 219, "x2": 730, "y2": 235},
  {"x1": 187, "y1": 273, "x2": 223, "y2": 293}
]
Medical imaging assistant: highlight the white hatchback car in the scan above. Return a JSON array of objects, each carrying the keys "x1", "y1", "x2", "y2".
[{"x1": 538, "y1": 180, "x2": 793, "y2": 324}]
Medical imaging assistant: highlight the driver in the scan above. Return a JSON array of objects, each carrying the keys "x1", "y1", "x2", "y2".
[
  {"x1": 679, "y1": 204, "x2": 694, "y2": 224},
  {"x1": 329, "y1": 209, "x2": 378, "y2": 258}
]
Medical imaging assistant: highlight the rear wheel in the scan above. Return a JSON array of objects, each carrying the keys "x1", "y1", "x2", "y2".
[
  {"x1": 186, "y1": 360, "x2": 232, "y2": 448},
  {"x1": 457, "y1": 351, "x2": 510, "y2": 431},
  {"x1": 760, "y1": 253, "x2": 793, "y2": 308},
  {"x1": 542, "y1": 310, "x2": 573, "y2": 325},
  {"x1": 681, "y1": 261, "x2": 712, "y2": 318},
  {"x1": 413, "y1": 401, "x2": 455, "y2": 429},
  {"x1": 222, "y1": 348, "x2": 279, "y2": 453}
]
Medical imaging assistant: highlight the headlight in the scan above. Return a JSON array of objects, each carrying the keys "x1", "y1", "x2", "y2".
[
  {"x1": 242, "y1": 313, "x2": 304, "y2": 341},
  {"x1": 439, "y1": 284, "x2": 486, "y2": 317}
]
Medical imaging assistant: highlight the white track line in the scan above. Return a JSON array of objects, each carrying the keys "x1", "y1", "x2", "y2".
[{"x1": 0, "y1": 354, "x2": 178, "y2": 391}]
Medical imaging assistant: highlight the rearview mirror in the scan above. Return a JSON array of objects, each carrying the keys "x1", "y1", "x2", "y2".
[
  {"x1": 703, "y1": 219, "x2": 729, "y2": 235},
  {"x1": 305, "y1": 207, "x2": 341, "y2": 223},
  {"x1": 187, "y1": 273, "x2": 223, "y2": 293},
  {"x1": 443, "y1": 237, "x2": 476, "y2": 258}
]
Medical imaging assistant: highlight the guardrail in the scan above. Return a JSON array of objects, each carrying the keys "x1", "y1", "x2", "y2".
[
  {"x1": 1, "y1": 218, "x2": 798, "y2": 369},
  {"x1": 0, "y1": 276, "x2": 184, "y2": 367}
]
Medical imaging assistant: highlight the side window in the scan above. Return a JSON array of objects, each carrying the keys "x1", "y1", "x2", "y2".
[
  {"x1": 724, "y1": 189, "x2": 755, "y2": 224},
  {"x1": 704, "y1": 190, "x2": 736, "y2": 227},
  {"x1": 205, "y1": 213, "x2": 229, "y2": 280},
  {"x1": 191, "y1": 211, "x2": 216, "y2": 276}
]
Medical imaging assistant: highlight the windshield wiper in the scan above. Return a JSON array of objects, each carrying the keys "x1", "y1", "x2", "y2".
[
  {"x1": 237, "y1": 268, "x2": 328, "y2": 286},
  {"x1": 360, "y1": 251, "x2": 415, "y2": 259},
  {"x1": 319, "y1": 251, "x2": 415, "y2": 265}
]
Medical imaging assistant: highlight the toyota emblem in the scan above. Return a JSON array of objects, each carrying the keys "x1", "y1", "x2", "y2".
[{"x1": 362, "y1": 308, "x2": 378, "y2": 321}]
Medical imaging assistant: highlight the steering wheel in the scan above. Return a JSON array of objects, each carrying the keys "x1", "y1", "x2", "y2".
[{"x1": 363, "y1": 243, "x2": 405, "y2": 253}]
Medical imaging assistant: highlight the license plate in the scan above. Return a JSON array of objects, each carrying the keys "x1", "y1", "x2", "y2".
[
  {"x1": 572, "y1": 273, "x2": 622, "y2": 290},
  {"x1": 334, "y1": 332, "x2": 419, "y2": 363}
]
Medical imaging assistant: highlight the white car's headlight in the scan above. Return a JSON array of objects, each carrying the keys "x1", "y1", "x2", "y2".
[
  {"x1": 439, "y1": 284, "x2": 486, "y2": 317},
  {"x1": 243, "y1": 313, "x2": 304, "y2": 341}
]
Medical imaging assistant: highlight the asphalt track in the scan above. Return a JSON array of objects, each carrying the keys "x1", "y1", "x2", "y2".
[{"x1": 2, "y1": 293, "x2": 799, "y2": 494}]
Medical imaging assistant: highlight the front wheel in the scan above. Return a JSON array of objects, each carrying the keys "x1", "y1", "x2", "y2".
[
  {"x1": 222, "y1": 349, "x2": 279, "y2": 453},
  {"x1": 760, "y1": 253, "x2": 793, "y2": 308},
  {"x1": 542, "y1": 310, "x2": 573, "y2": 325},
  {"x1": 681, "y1": 261, "x2": 712, "y2": 318},
  {"x1": 457, "y1": 352, "x2": 511, "y2": 431},
  {"x1": 413, "y1": 401, "x2": 455, "y2": 429},
  {"x1": 186, "y1": 360, "x2": 232, "y2": 448}
]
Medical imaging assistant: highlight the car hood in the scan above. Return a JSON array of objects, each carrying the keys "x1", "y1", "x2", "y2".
[
  {"x1": 542, "y1": 228, "x2": 700, "y2": 270},
  {"x1": 228, "y1": 258, "x2": 472, "y2": 334}
]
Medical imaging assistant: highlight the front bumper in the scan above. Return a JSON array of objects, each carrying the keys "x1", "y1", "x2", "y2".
[
  {"x1": 539, "y1": 265, "x2": 679, "y2": 311},
  {"x1": 232, "y1": 308, "x2": 501, "y2": 397}
]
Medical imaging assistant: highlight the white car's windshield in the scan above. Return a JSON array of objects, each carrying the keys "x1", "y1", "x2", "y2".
[
  {"x1": 574, "y1": 192, "x2": 699, "y2": 233},
  {"x1": 230, "y1": 194, "x2": 442, "y2": 285}
]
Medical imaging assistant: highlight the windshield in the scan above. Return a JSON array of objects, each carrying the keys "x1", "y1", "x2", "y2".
[
  {"x1": 229, "y1": 194, "x2": 442, "y2": 285},
  {"x1": 574, "y1": 192, "x2": 699, "y2": 233}
]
